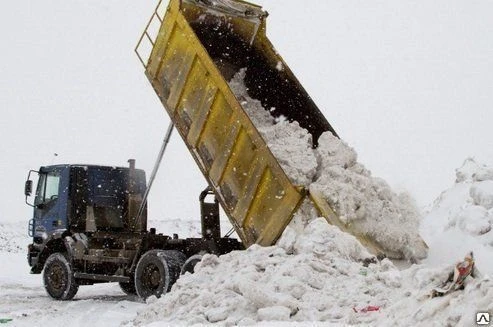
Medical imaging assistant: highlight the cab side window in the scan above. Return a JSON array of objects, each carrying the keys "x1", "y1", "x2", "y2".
[{"x1": 35, "y1": 172, "x2": 61, "y2": 206}]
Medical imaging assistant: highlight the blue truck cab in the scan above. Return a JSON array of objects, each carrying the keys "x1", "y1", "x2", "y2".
[{"x1": 26, "y1": 163, "x2": 147, "y2": 271}]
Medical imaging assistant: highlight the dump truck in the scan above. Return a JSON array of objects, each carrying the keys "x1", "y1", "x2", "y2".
[{"x1": 25, "y1": 0, "x2": 416, "y2": 301}]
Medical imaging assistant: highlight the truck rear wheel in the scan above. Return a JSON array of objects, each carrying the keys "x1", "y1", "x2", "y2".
[
  {"x1": 160, "y1": 250, "x2": 186, "y2": 291},
  {"x1": 43, "y1": 253, "x2": 79, "y2": 300},
  {"x1": 181, "y1": 254, "x2": 203, "y2": 275},
  {"x1": 135, "y1": 250, "x2": 170, "y2": 300},
  {"x1": 135, "y1": 250, "x2": 186, "y2": 299}
]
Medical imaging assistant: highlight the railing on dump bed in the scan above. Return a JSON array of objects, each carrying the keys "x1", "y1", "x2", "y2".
[{"x1": 135, "y1": 0, "x2": 166, "y2": 69}]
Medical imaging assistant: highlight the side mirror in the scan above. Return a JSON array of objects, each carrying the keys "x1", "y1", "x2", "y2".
[{"x1": 25, "y1": 180, "x2": 33, "y2": 197}]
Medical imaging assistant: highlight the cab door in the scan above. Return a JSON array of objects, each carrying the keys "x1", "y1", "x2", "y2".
[{"x1": 33, "y1": 166, "x2": 69, "y2": 238}]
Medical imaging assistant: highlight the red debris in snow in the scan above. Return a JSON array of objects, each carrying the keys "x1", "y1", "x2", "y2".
[{"x1": 353, "y1": 305, "x2": 380, "y2": 313}]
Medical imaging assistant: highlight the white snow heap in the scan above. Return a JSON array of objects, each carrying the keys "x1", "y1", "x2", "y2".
[
  {"x1": 132, "y1": 219, "x2": 401, "y2": 326},
  {"x1": 133, "y1": 218, "x2": 493, "y2": 326},
  {"x1": 433, "y1": 158, "x2": 493, "y2": 238},
  {"x1": 421, "y1": 158, "x2": 493, "y2": 271},
  {"x1": 228, "y1": 68, "x2": 426, "y2": 260},
  {"x1": 381, "y1": 264, "x2": 493, "y2": 327}
]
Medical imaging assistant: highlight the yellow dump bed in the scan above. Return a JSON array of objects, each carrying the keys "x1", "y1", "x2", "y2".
[
  {"x1": 136, "y1": 0, "x2": 342, "y2": 248},
  {"x1": 136, "y1": 0, "x2": 407, "y2": 257}
]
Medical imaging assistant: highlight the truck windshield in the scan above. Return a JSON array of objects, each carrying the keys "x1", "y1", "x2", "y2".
[{"x1": 35, "y1": 172, "x2": 60, "y2": 206}]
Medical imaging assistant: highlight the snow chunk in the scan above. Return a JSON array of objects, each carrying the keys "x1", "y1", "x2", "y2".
[
  {"x1": 376, "y1": 259, "x2": 402, "y2": 288},
  {"x1": 293, "y1": 218, "x2": 373, "y2": 262},
  {"x1": 275, "y1": 61, "x2": 283, "y2": 71},
  {"x1": 316, "y1": 131, "x2": 358, "y2": 169},
  {"x1": 257, "y1": 306, "x2": 291, "y2": 321},
  {"x1": 456, "y1": 157, "x2": 493, "y2": 183},
  {"x1": 470, "y1": 180, "x2": 493, "y2": 209},
  {"x1": 276, "y1": 225, "x2": 297, "y2": 254},
  {"x1": 205, "y1": 306, "x2": 230, "y2": 323},
  {"x1": 229, "y1": 69, "x2": 274, "y2": 129},
  {"x1": 449, "y1": 205, "x2": 491, "y2": 236}
]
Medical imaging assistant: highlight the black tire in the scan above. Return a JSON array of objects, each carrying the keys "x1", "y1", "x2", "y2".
[
  {"x1": 135, "y1": 250, "x2": 186, "y2": 300},
  {"x1": 181, "y1": 254, "x2": 203, "y2": 275},
  {"x1": 135, "y1": 250, "x2": 171, "y2": 300},
  {"x1": 43, "y1": 253, "x2": 79, "y2": 300},
  {"x1": 161, "y1": 250, "x2": 186, "y2": 291},
  {"x1": 119, "y1": 280, "x2": 137, "y2": 295}
]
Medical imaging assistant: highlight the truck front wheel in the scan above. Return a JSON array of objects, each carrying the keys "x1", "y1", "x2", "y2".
[{"x1": 43, "y1": 253, "x2": 79, "y2": 300}]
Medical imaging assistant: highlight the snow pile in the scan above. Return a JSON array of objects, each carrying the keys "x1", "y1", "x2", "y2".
[
  {"x1": 382, "y1": 264, "x2": 493, "y2": 327},
  {"x1": 132, "y1": 219, "x2": 401, "y2": 326},
  {"x1": 133, "y1": 219, "x2": 493, "y2": 326},
  {"x1": 421, "y1": 158, "x2": 493, "y2": 272},
  {"x1": 0, "y1": 222, "x2": 28, "y2": 253},
  {"x1": 229, "y1": 69, "x2": 426, "y2": 260}
]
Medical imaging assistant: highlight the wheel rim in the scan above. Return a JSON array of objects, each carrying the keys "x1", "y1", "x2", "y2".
[
  {"x1": 143, "y1": 263, "x2": 161, "y2": 291},
  {"x1": 48, "y1": 263, "x2": 66, "y2": 292}
]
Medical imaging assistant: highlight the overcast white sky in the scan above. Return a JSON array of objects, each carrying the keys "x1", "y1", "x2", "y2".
[{"x1": 1, "y1": 0, "x2": 492, "y2": 225}]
